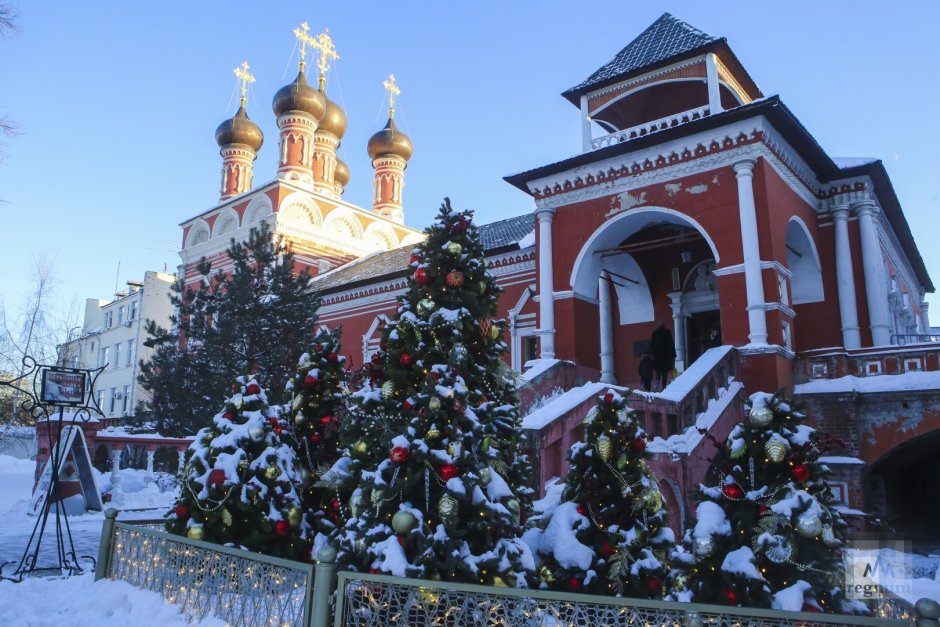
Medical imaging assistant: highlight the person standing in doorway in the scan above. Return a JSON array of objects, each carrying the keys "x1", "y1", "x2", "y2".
[
  {"x1": 650, "y1": 321, "x2": 676, "y2": 391},
  {"x1": 638, "y1": 353, "x2": 653, "y2": 392}
]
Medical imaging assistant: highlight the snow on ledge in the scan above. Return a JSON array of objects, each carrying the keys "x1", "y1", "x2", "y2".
[
  {"x1": 647, "y1": 380, "x2": 744, "y2": 455},
  {"x1": 817, "y1": 456, "x2": 864, "y2": 465},
  {"x1": 658, "y1": 345, "x2": 733, "y2": 402},
  {"x1": 794, "y1": 370, "x2": 940, "y2": 395},
  {"x1": 522, "y1": 382, "x2": 612, "y2": 430},
  {"x1": 520, "y1": 358, "x2": 568, "y2": 383}
]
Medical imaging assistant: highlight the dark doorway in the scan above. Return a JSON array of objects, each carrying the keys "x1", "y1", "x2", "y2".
[
  {"x1": 686, "y1": 310, "x2": 721, "y2": 365},
  {"x1": 868, "y1": 430, "x2": 940, "y2": 545}
]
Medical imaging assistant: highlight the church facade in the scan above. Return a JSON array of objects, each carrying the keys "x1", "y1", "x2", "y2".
[{"x1": 175, "y1": 16, "x2": 938, "y2": 536}]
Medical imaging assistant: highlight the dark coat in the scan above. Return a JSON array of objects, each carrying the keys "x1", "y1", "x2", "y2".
[
  {"x1": 638, "y1": 354, "x2": 653, "y2": 381},
  {"x1": 650, "y1": 325, "x2": 676, "y2": 372}
]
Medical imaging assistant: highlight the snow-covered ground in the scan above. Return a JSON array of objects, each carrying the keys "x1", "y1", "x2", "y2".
[{"x1": 0, "y1": 453, "x2": 223, "y2": 625}]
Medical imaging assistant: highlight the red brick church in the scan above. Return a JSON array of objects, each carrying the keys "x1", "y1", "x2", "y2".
[{"x1": 176, "y1": 15, "x2": 940, "y2": 539}]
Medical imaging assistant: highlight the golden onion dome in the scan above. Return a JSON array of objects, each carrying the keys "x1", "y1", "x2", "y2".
[
  {"x1": 334, "y1": 158, "x2": 350, "y2": 187},
  {"x1": 272, "y1": 70, "x2": 326, "y2": 120},
  {"x1": 215, "y1": 103, "x2": 263, "y2": 152},
  {"x1": 367, "y1": 117, "x2": 413, "y2": 161},
  {"x1": 318, "y1": 91, "x2": 347, "y2": 138}
]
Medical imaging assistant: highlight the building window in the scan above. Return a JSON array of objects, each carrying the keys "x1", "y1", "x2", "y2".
[
  {"x1": 109, "y1": 389, "x2": 117, "y2": 414},
  {"x1": 97, "y1": 390, "x2": 105, "y2": 411},
  {"x1": 126, "y1": 340, "x2": 134, "y2": 367},
  {"x1": 104, "y1": 311, "x2": 113, "y2": 328},
  {"x1": 523, "y1": 336, "x2": 539, "y2": 363},
  {"x1": 113, "y1": 343, "x2": 121, "y2": 368},
  {"x1": 89, "y1": 341, "x2": 95, "y2": 354},
  {"x1": 98, "y1": 346, "x2": 110, "y2": 368},
  {"x1": 782, "y1": 321, "x2": 792, "y2": 350},
  {"x1": 122, "y1": 385, "x2": 131, "y2": 414},
  {"x1": 129, "y1": 300, "x2": 138, "y2": 320},
  {"x1": 117, "y1": 306, "x2": 125, "y2": 325}
]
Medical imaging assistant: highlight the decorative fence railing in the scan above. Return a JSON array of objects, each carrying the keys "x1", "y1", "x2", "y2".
[
  {"x1": 590, "y1": 105, "x2": 710, "y2": 149},
  {"x1": 95, "y1": 510, "x2": 321, "y2": 627},
  {"x1": 98, "y1": 510, "x2": 939, "y2": 627}
]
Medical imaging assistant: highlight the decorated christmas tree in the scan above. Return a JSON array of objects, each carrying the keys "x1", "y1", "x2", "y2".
[
  {"x1": 281, "y1": 328, "x2": 349, "y2": 555},
  {"x1": 166, "y1": 376, "x2": 309, "y2": 560},
  {"x1": 677, "y1": 392, "x2": 858, "y2": 613},
  {"x1": 524, "y1": 390, "x2": 673, "y2": 597},
  {"x1": 333, "y1": 199, "x2": 535, "y2": 586}
]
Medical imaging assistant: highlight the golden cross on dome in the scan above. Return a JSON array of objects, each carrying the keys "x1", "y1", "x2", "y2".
[
  {"x1": 312, "y1": 28, "x2": 339, "y2": 90},
  {"x1": 233, "y1": 61, "x2": 255, "y2": 106},
  {"x1": 383, "y1": 74, "x2": 400, "y2": 117},
  {"x1": 293, "y1": 21, "x2": 316, "y2": 72}
]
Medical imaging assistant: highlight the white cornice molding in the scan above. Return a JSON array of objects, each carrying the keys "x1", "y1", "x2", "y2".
[
  {"x1": 712, "y1": 260, "x2": 793, "y2": 278},
  {"x1": 586, "y1": 56, "x2": 706, "y2": 104}
]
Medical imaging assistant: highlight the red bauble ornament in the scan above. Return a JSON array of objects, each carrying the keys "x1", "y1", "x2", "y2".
[
  {"x1": 758, "y1": 504, "x2": 769, "y2": 514},
  {"x1": 268, "y1": 417, "x2": 279, "y2": 427},
  {"x1": 320, "y1": 415, "x2": 334, "y2": 427},
  {"x1": 567, "y1": 577, "x2": 582, "y2": 592},
  {"x1": 247, "y1": 383, "x2": 261, "y2": 395},
  {"x1": 646, "y1": 576, "x2": 663, "y2": 596},
  {"x1": 274, "y1": 520, "x2": 290, "y2": 537},
  {"x1": 370, "y1": 568, "x2": 382, "y2": 574},
  {"x1": 390, "y1": 446, "x2": 409, "y2": 464},
  {"x1": 409, "y1": 254, "x2": 421, "y2": 265},
  {"x1": 430, "y1": 371, "x2": 441, "y2": 381},
  {"x1": 398, "y1": 534, "x2": 406, "y2": 546},
  {"x1": 330, "y1": 497, "x2": 340, "y2": 511},
  {"x1": 223, "y1": 411, "x2": 236, "y2": 420},
  {"x1": 601, "y1": 542, "x2": 614, "y2": 558},
  {"x1": 802, "y1": 603, "x2": 821, "y2": 613},
  {"x1": 791, "y1": 464, "x2": 810, "y2": 482},
  {"x1": 576, "y1": 504, "x2": 586, "y2": 516},
  {"x1": 309, "y1": 433, "x2": 322, "y2": 444},
  {"x1": 207, "y1": 469, "x2": 226, "y2": 488},
  {"x1": 604, "y1": 392, "x2": 614, "y2": 404},
  {"x1": 275, "y1": 427, "x2": 283, "y2": 434},
  {"x1": 326, "y1": 352, "x2": 338, "y2": 363},
  {"x1": 399, "y1": 353, "x2": 413, "y2": 367},
  {"x1": 413, "y1": 267, "x2": 429, "y2": 285},
  {"x1": 379, "y1": 341, "x2": 388, "y2": 350},
  {"x1": 174, "y1": 503, "x2": 190, "y2": 519},
  {"x1": 722, "y1": 483, "x2": 744, "y2": 500},
  {"x1": 446, "y1": 270, "x2": 465, "y2": 288},
  {"x1": 439, "y1": 464, "x2": 459, "y2": 481},
  {"x1": 723, "y1": 588, "x2": 738, "y2": 605},
  {"x1": 304, "y1": 374, "x2": 319, "y2": 388},
  {"x1": 403, "y1": 399, "x2": 414, "y2": 410},
  {"x1": 631, "y1": 437, "x2": 646, "y2": 453}
]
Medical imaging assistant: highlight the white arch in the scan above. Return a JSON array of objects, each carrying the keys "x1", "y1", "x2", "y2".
[
  {"x1": 786, "y1": 216, "x2": 824, "y2": 304},
  {"x1": 599, "y1": 253, "x2": 654, "y2": 325},
  {"x1": 569, "y1": 206, "x2": 720, "y2": 300},
  {"x1": 278, "y1": 193, "x2": 323, "y2": 227},
  {"x1": 213, "y1": 208, "x2": 239, "y2": 238},
  {"x1": 185, "y1": 219, "x2": 211, "y2": 248},
  {"x1": 363, "y1": 222, "x2": 398, "y2": 251},
  {"x1": 323, "y1": 208, "x2": 363, "y2": 240},
  {"x1": 592, "y1": 78, "x2": 707, "y2": 119},
  {"x1": 244, "y1": 194, "x2": 273, "y2": 225}
]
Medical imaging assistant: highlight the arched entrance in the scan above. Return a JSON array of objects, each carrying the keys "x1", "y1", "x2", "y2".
[
  {"x1": 867, "y1": 430, "x2": 940, "y2": 543},
  {"x1": 570, "y1": 208, "x2": 722, "y2": 385}
]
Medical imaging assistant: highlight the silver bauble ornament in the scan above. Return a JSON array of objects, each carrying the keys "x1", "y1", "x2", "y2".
[
  {"x1": 428, "y1": 397, "x2": 442, "y2": 411},
  {"x1": 506, "y1": 498, "x2": 521, "y2": 523},
  {"x1": 417, "y1": 299, "x2": 436, "y2": 316},
  {"x1": 449, "y1": 344, "x2": 468, "y2": 364},
  {"x1": 248, "y1": 427, "x2": 266, "y2": 442},
  {"x1": 349, "y1": 491, "x2": 366, "y2": 518},
  {"x1": 764, "y1": 438, "x2": 788, "y2": 463},
  {"x1": 381, "y1": 381, "x2": 396, "y2": 400},
  {"x1": 446, "y1": 242, "x2": 462, "y2": 255},
  {"x1": 692, "y1": 535, "x2": 715, "y2": 557},
  {"x1": 596, "y1": 435, "x2": 613, "y2": 463},
  {"x1": 391, "y1": 510, "x2": 417, "y2": 533},
  {"x1": 796, "y1": 512, "x2": 823, "y2": 538},
  {"x1": 479, "y1": 466, "x2": 492, "y2": 484},
  {"x1": 749, "y1": 405, "x2": 774, "y2": 427},
  {"x1": 438, "y1": 494, "x2": 458, "y2": 525},
  {"x1": 294, "y1": 412, "x2": 307, "y2": 426},
  {"x1": 763, "y1": 536, "x2": 793, "y2": 563}
]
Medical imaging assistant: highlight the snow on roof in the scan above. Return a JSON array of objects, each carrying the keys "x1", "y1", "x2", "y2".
[
  {"x1": 521, "y1": 381, "x2": 611, "y2": 430},
  {"x1": 832, "y1": 156, "x2": 879, "y2": 169},
  {"x1": 794, "y1": 370, "x2": 940, "y2": 395}
]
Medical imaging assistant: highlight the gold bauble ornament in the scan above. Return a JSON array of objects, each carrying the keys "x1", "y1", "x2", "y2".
[
  {"x1": 287, "y1": 507, "x2": 302, "y2": 527},
  {"x1": 492, "y1": 576, "x2": 508, "y2": 587},
  {"x1": 596, "y1": 435, "x2": 613, "y2": 463},
  {"x1": 643, "y1": 489, "x2": 663, "y2": 512},
  {"x1": 749, "y1": 405, "x2": 774, "y2": 427},
  {"x1": 381, "y1": 381, "x2": 396, "y2": 400},
  {"x1": 446, "y1": 242, "x2": 463, "y2": 255},
  {"x1": 264, "y1": 465, "x2": 280, "y2": 479},
  {"x1": 672, "y1": 573, "x2": 689, "y2": 591},
  {"x1": 438, "y1": 494, "x2": 458, "y2": 525},
  {"x1": 353, "y1": 440, "x2": 368, "y2": 455},
  {"x1": 447, "y1": 441, "x2": 463, "y2": 458},
  {"x1": 480, "y1": 437, "x2": 491, "y2": 453},
  {"x1": 538, "y1": 565, "x2": 556, "y2": 585},
  {"x1": 292, "y1": 395, "x2": 303, "y2": 411},
  {"x1": 764, "y1": 438, "x2": 788, "y2": 463},
  {"x1": 428, "y1": 397, "x2": 442, "y2": 411},
  {"x1": 221, "y1": 509, "x2": 233, "y2": 526},
  {"x1": 427, "y1": 427, "x2": 441, "y2": 440},
  {"x1": 506, "y1": 498, "x2": 521, "y2": 523},
  {"x1": 187, "y1": 526, "x2": 205, "y2": 541},
  {"x1": 391, "y1": 510, "x2": 417, "y2": 533},
  {"x1": 489, "y1": 324, "x2": 500, "y2": 340}
]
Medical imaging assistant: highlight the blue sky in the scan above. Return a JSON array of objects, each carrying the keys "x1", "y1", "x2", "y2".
[{"x1": 2, "y1": 1, "x2": 939, "y2": 326}]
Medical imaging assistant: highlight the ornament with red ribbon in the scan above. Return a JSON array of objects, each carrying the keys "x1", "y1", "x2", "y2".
[
  {"x1": 439, "y1": 464, "x2": 459, "y2": 481},
  {"x1": 274, "y1": 520, "x2": 290, "y2": 537},
  {"x1": 445, "y1": 270, "x2": 465, "y2": 288},
  {"x1": 413, "y1": 267, "x2": 429, "y2": 285},
  {"x1": 722, "y1": 482, "x2": 744, "y2": 500}
]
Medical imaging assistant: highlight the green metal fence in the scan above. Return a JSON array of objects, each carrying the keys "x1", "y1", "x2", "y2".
[
  {"x1": 98, "y1": 510, "x2": 940, "y2": 627},
  {"x1": 96, "y1": 509, "x2": 317, "y2": 627}
]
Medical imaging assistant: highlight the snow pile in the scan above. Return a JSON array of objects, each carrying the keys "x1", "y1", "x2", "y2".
[
  {"x1": 794, "y1": 370, "x2": 940, "y2": 395},
  {"x1": 0, "y1": 454, "x2": 36, "y2": 512},
  {"x1": 771, "y1": 580, "x2": 813, "y2": 611},
  {"x1": 647, "y1": 380, "x2": 744, "y2": 455},
  {"x1": 0, "y1": 573, "x2": 224, "y2": 626},
  {"x1": 523, "y1": 501, "x2": 593, "y2": 571}
]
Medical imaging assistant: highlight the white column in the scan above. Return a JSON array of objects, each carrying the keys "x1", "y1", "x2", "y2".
[
  {"x1": 177, "y1": 450, "x2": 186, "y2": 473},
  {"x1": 146, "y1": 449, "x2": 156, "y2": 477},
  {"x1": 598, "y1": 271, "x2": 615, "y2": 384},
  {"x1": 832, "y1": 205, "x2": 861, "y2": 349},
  {"x1": 669, "y1": 292, "x2": 686, "y2": 371},
  {"x1": 854, "y1": 200, "x2": 892, "y2": 345},
  {"x1": 705, "y1": 53, "x2": 723, "y2": 114},
  {"x1": 733, "y1": 158, "x2": 768, "y2": 344},
  {"x1": 580, "y1": 96, "x2": 592, "y2": 152},
  {"x1": 536, "y1": 207, "x2": 557, "y2": 359},
  {"x1": 110, "y1": 447, "x2": 122, "y2": 491},
  {"x1": 920, "y1": 301, "x2": 930, "y2": 336}
]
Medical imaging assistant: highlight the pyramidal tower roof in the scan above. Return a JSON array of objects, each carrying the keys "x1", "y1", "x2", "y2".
[{"x1": 563, "y1": 13, "x2": 721, "y2": 103}]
